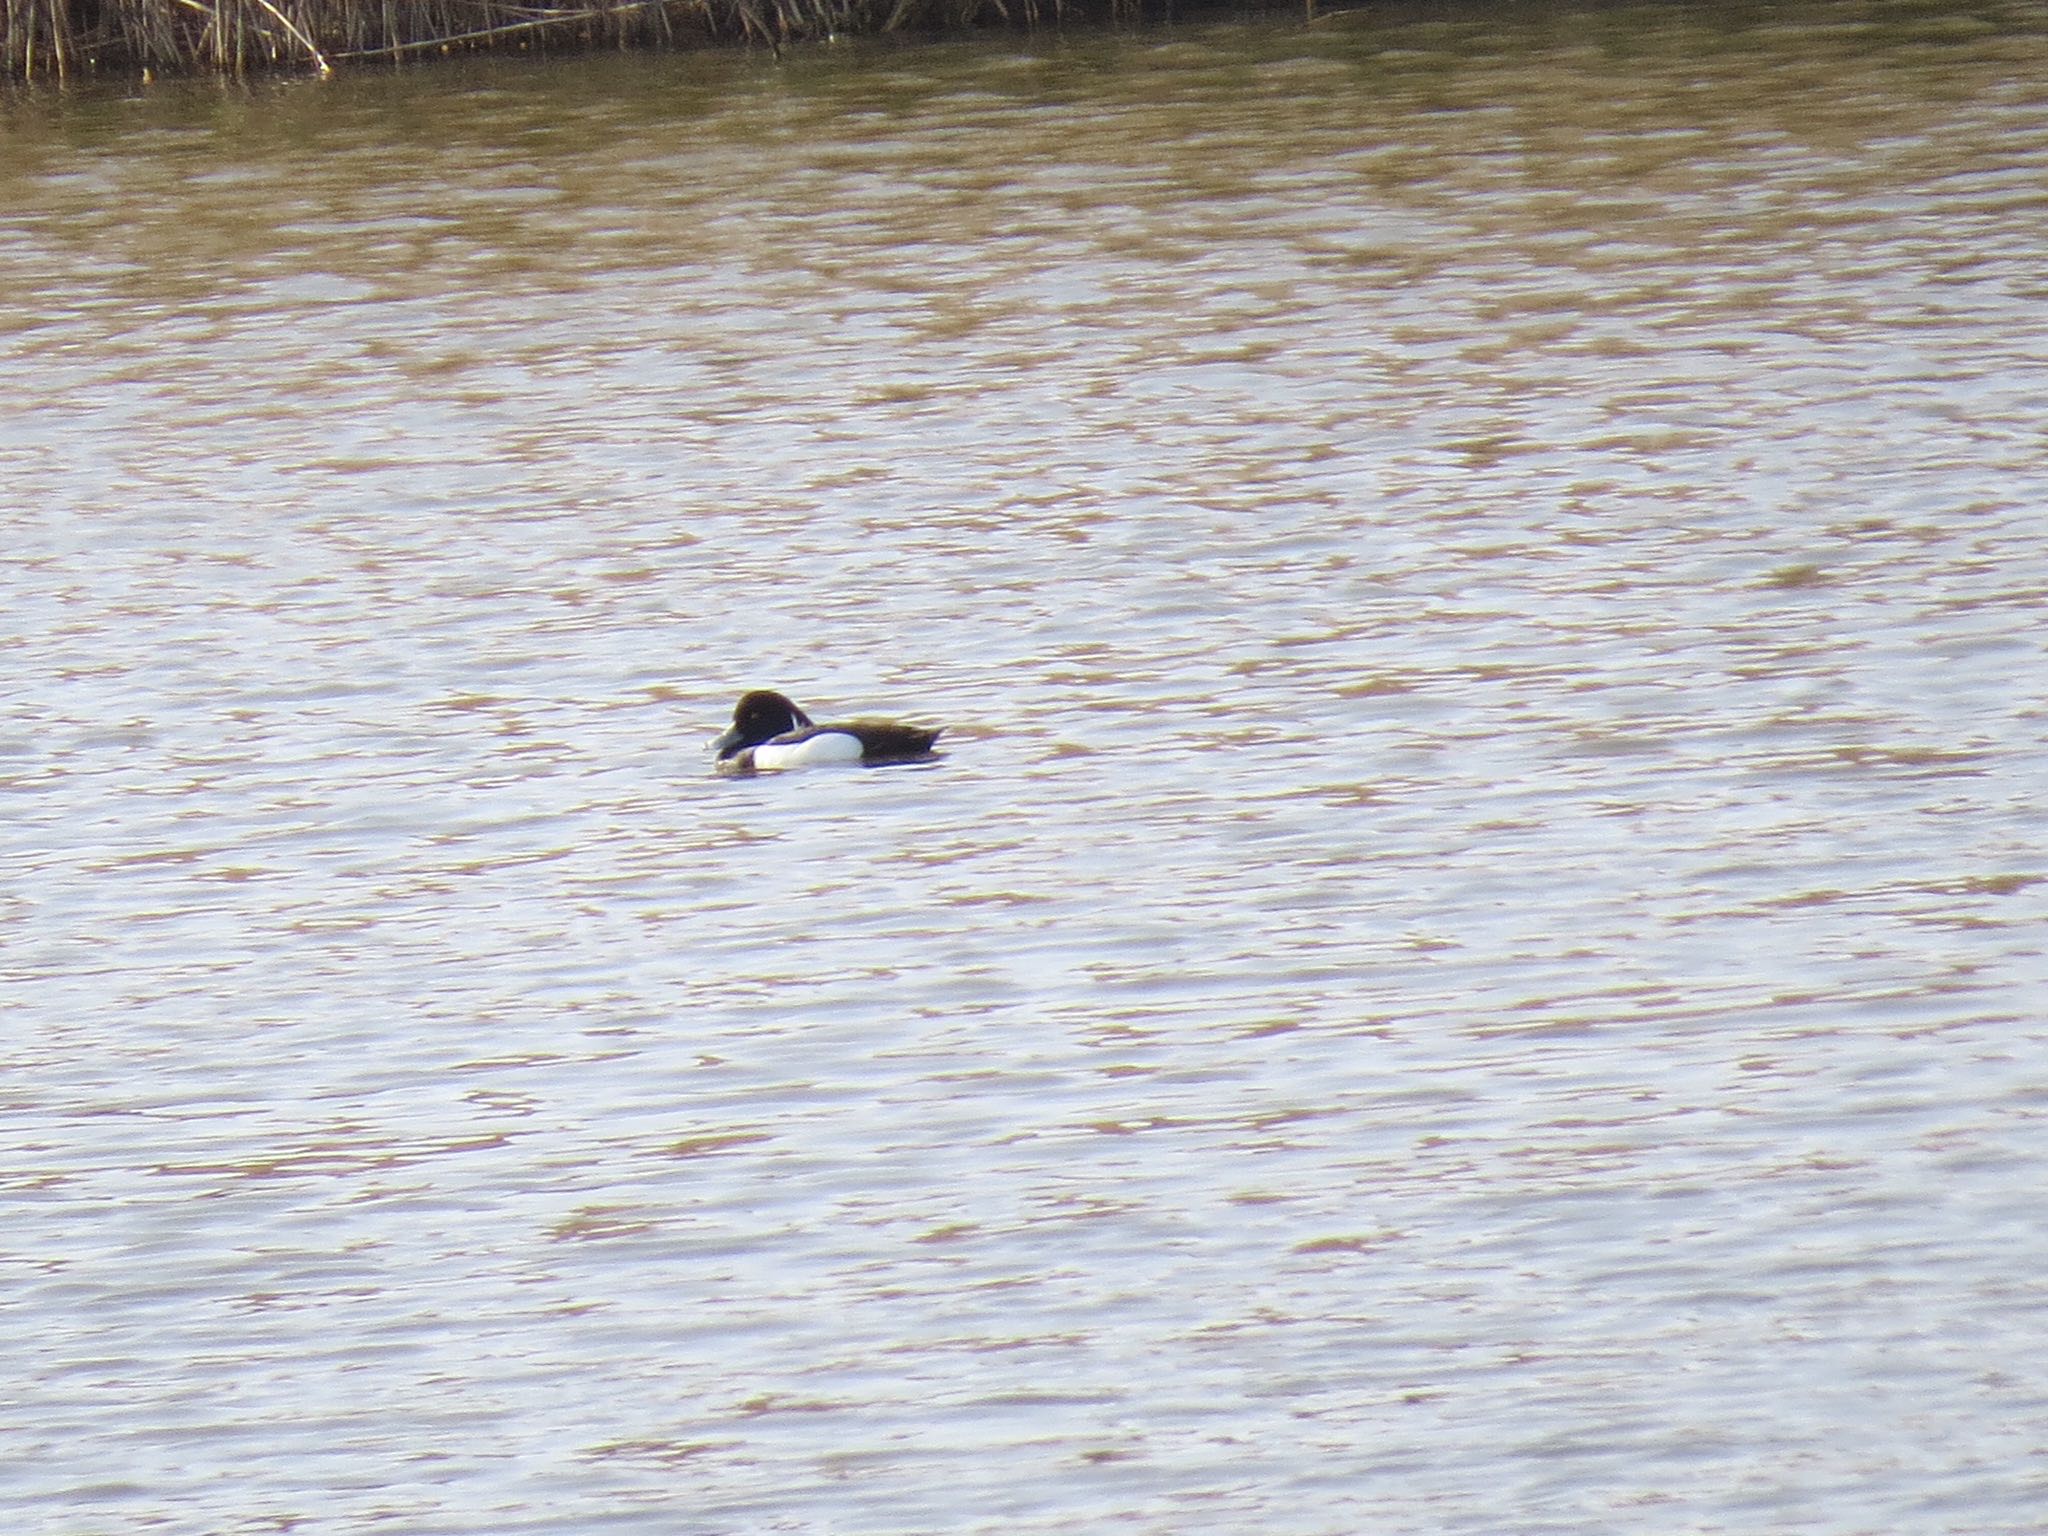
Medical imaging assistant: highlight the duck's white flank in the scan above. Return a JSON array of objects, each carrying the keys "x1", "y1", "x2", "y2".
[{"x1": 751, "y1": 732, "x2": 867, "y2": 771}]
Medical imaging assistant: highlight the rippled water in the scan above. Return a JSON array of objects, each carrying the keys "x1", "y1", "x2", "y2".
[{"x1": 6, "y1": 4, "x2": 2048, "y2": 1531}]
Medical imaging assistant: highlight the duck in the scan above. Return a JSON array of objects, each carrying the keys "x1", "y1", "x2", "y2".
[{"x1": 713, "y1": 690, "x2": 943, "y2": 774}]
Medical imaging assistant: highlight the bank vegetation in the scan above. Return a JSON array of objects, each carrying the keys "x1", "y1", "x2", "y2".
[{"x1": 4, "y1": 0, "x2": 1175, "y2": 79}]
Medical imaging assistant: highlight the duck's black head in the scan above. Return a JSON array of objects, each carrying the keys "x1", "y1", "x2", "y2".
[{"x1": 714, "y1": 690, "x2": 814, "y2": 760}]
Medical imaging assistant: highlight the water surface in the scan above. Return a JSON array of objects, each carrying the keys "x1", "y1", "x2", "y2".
[{"x1": 5, "y1": 4, "x2": 2048, "y2": 1531}]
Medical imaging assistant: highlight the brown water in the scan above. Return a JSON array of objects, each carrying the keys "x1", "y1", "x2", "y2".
[{"x1": 5, "y1": 4, "x2": 2048, "y2": 1531}]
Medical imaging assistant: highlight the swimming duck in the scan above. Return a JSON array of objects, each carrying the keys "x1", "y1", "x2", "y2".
[{"x1": 713, "y1": 690, "x2": 943, "y2": 773}]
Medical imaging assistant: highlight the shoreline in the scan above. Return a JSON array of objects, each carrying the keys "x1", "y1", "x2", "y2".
[{"x1": 4, "y1": 0, "x2": 1318, "y2": 81}]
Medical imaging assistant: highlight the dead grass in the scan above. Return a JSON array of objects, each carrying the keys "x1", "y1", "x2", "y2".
[{"x1": 3, "y1": 0, "x2": 1126, "y2": 78}]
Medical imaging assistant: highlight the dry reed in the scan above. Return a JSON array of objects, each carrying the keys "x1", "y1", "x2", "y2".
[{"x1": 1, "y1": 0, "x2": 1145, "y2": 77}]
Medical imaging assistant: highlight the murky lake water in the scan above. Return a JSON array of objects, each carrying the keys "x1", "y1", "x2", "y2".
[{"x1": 6, "y1": 2, "x2": 2048, "y2": 1529}]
